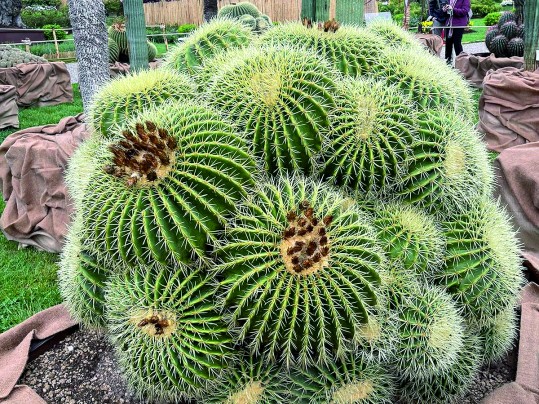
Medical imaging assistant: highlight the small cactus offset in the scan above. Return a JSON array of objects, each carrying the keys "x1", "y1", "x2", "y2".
[{"x1": 62, "y1": 19, "x2": 524, "y2": 404}]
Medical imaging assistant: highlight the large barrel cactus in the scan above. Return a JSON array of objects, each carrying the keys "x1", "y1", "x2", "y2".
[{"x1": 60, "y1": 14, "x2": 524, "y2": 404}]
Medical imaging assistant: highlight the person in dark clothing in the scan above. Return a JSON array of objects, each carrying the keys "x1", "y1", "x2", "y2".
[
  {"x1": 443, "y1": 0, "x2": 471, "y2": 65},
  {"x1": 428, "y1": 0, "x2": 448, "y2": 36}
]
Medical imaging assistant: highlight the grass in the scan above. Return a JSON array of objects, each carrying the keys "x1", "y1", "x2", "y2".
[
  {"x1": 0, "y1": 84, "x2": 83, "y2": 332},
  {"x1": 463, "y1": 17, "x2": 488, "y2": 44}
]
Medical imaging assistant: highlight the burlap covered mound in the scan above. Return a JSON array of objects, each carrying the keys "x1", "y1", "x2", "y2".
[
  {"x1": 478, "y1": 67, "x2": 539, "y2": 152},
  {"x1": 0, "y1": 62, "x2": 73, "y2": 107},
  {"x1": 0, "y1": 114, "x2": 88, "y2": 253},
  {"x1": 414, "y1": 33, "x2": 444, "y2": 56},
  {"x1": 456, "y1": 52, "x2": 524, "y2": 88},
  {"x1": 0, "y1": 85, "x2": 18, "y2": 130}
]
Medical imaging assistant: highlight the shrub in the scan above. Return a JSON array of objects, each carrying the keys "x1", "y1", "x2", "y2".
[
  {"x1": 103, "y1": 0, "x2": 123, "y2": 16},
  {"x1": 485, "y1": 11, "x2": 502, "y2": 26},
  {"x1": 471, "y1": 0, "x2": 501, "y2": 18},
  {"x1": 41, "y1": 24, "x2": 67, "y2": 40},
  {"x1": 146, "y1": 26, "x2": 178, "y2": 43},
  {"x1": 22, "y1": 0, "x2": 60, "y2": 7},
  {"x1": 177, "y1": 23, "x2": 197, "y2": 34},
  {"x1": 21, "y1": 6, "x2": 70, "y2": 28}
]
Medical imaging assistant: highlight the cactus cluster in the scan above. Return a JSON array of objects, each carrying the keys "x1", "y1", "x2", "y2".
[
  {"x1": 60, "y1": 15, "x2": 523, "y2": 404},
  {"x1": 217, "y1": 1, "x2": 272, "y2": 34},
  {"x1": 108, "y1": 19, "x2": 158, "y2": 63},
  {"x1": 486, "y1": 11, "x2": 525, "y2": 57},
  {"x1": 0, "y1": 45, "x2": 46, "y2": 68}
]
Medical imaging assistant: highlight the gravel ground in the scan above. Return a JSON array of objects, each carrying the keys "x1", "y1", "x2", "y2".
[
  {"x1": 66, "y1": 62, "x2": 78, "y2": 85},
  {"x1": 19, "y1": 328, "x2": 516, "y2": 404}
]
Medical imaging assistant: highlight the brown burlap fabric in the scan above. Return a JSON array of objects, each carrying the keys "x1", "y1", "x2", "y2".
[
  {"x1": 414, "y1": 33, "x2": 443, "y2": 56},
  {"x1": 0, "y1": 62, "x2": 73, "y2": 108},
  {"x1": 0, "y1": 114, "x2": 88, "y2": 253},
  {"x1": 482, "y1": 283, "x2": 539, "y2": 403},
  {"x1": 455, "y1": 52, "x2": 524, "y2": 88},
  {"x1": 478, "y1": 67, "x2": 539, "y2": 152},
  {"x1": 0, "y1": 85, "x2": 18, "y2": 130},
  {"x1": 0, "y1": 304, "x2": 77, "y2": 404}
]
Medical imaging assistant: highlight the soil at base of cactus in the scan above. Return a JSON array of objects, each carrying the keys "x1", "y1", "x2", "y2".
[{"x1": 19, "y1": 328, "x2": 517, "y2": 404}]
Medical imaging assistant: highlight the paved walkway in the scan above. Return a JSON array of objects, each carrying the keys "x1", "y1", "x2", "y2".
[{"x1": 65, "y1": 41, "x2": 489, "y2": 85}]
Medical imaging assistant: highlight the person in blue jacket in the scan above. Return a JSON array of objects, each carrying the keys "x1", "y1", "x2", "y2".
[{"x1": 428, "y1": 0, "x2": 448, "y2": 36}]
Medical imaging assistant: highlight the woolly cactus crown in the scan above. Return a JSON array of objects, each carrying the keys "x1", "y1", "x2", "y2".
[{"x1": 60, "y1": 15, "x2": 523, "y2": 404}]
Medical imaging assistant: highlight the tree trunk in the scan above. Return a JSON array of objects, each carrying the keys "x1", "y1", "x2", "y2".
[
  {"x1": 66, "y1": 0, "x2": 109, "y2": 114},
  {"x1": 124, "y1": 0, "x2": 148, "y2": 71},
  {"x1": 403, "y1": 0, "x2": 410, "y2": 29},
  {"x1": 524, "y1": 0, "x2": 539, "y2": 71},
  {"x1": 0, "y1": 0, "x2": 24, "y2": 28},
  {"x1": 204, "y1": 0, "x2": 218, "y2": 21}
]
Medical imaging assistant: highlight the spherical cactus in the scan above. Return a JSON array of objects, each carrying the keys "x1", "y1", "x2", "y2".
[
  {"x1": 217, "y1": 175, "x2": 387, "y2": 367},
  {"x1": 106, "y1": 264, "x2": 232, "y2": 402},
  {"x1": 498, "y1": 11, "x2": 516, "y2": 28},
  {"x1": 162, "y1": 18, "x2": 254, "y2": 76},
  {"x1": 76, "y1": 101, "x2": 255, "y2": 266},
  {"x1": 507, "y1": 37, "x2": 525, "y2": 57},
  {"x1": 391, "y1": 283, "x2": 465, "y2": 380},
  {"x1": 479, "y1": 306, "x2": 518, "y2": 363},
  {"x1": 289, "y1": 356, "x2": 396, "y2": 403},
  {"x1": 88, "y1": 68, "x2": 197, "y2": 138},
  {"x1": 366, "y1": 19, "x2": 425, "y2": 51},
  {"x1": 255, "y1": 16, "x2": 271, "y2": 33},
  {"x1": 500, "y1": 20, "x2": 519, "y2": 39},
  {"x1": 516, "y1": 23, "x2": 525, "y2": 39},
  {"x1": 108, "y1": 38, "x2": 120, "y2": 63},
  {"x1": 485, "y1": 28, "x2": 499, "y2": 51},
  {"x1": 58, "y1": 214, "x2": 110, "y2": 328},
  {"x1": 260, "y1": 22, "x2": 388, "y2": 77},
  {"x1": 204, "y1": 45, "x2": 339, "y2": 176},
  {"x1": 399, "y1": 330, "x2": 481, "y2": 404},
  {"x1": 218, "y1": 2, "x2": 261, "y2": 19},
  {"x1": 491, "y1": 34, "x2": 509, "y2": 57},
  {"x1": 436, "y1": 199, "x2": 523, "y2": 326},
  {"x1": 204, "y1": 354, "x2": 287, "y2": 403},
  {"x1": 320, "y1": 78, "x2": 416, "y2": 197},
  {"x1": 372, "y1": 203, "x2": 445, "y2": 276},
  {"x1": 108, "y1": 21, "x2": 128, "y2": 53},
  {"x1": 395, "y1": 108, "x2": 493, "y2": 211},
  {"x1": 147, "y1": 41, "x2": 157, "y2": 61},
  {"x1": 238, "y1": 14, "x2": 257, "y2": 30}
]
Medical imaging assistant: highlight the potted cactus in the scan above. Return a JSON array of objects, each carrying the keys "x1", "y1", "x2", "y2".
[{"x1": 60, "y1": 16, "x2": 524, "y2": 403}]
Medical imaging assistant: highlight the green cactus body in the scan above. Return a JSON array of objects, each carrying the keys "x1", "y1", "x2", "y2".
[
  {"x1": 498, "y1": 11, "x2": 516, "y2": 28},
  {"x1": 147, "y1": 41, "x2": 157, "y2": 61},
  {"x1": 485, "y1": 28, "x2": 499, "y2": 52},
  {"x1": 507, "y1": 37, "x2": 525, "y2": 56},
  {"x1": 106, "y1": 264, "x2": 232, "y2": 402},
  {"x1": 491, "y1": 35, "x2": 509, "y2": 57},
  {"x1": 366, "y1": 19, "x2": 425, "y2": 51},
  {"x1": 238, "y1": 14, "x2": 257, "y2": 30},
  {"x1": 218, "y1": 2, "x2": 261, "y2": 19},
  {"x1": 437, "y1": 199, "x2": 523, "y2": 326},
  {"x1": 255, "y1": 16, "x2": 271, "y2": 33},
  {"x1": 108, "y1": 22, "x2": 129, "y2": 53},
  {"x1": 163, "y1": 19, "x2": 254, "y2": 76},
  {"x1": 479, "y1": 306, "x2": 517, "y2": 363},
  {"x1": 217, "y1": 176, "x2": 386, "y2": 367},
  {"x1": 399, "y1": 331, "x2": 481, "y2": 404},
  {"x1": 0, "y1": 46, "x2": 46, "y2": 67},
  {"x1": 500, "y1": 21, "x2": 518, "y2": 39},
  {"x1": 289, "y1": 356, "x2": 396, "y2": 404},
  {"x1": 391, "y1": 283, "x2": 465, "y2": 380},
  {"x1": 205, "y1": 46, "x2": 339, "y2": 176},
  {"x1": 373, "y1": 203, "x2": 445, "y2": 276},
  {"x1": 88, "y1": 69, "x2": 196, "y2": 138},
  {"x1": 371, "y1": 48, "x2": 474, "y2": 117},
  {"x1": 260, "y1": 23, "x2": 388, "y2": 77},
  {"x1": 516, "y1": 24, "x2": 525, "y2": 39},
  {"x1": 396, "y1": 109, "x2": 493, "y2": 210},
  {"x1": 321, "y1": 78, "x2": 416, "y2": 196},
  {"x1": 108, "y1": 38, "x2": 120, "y2": 63},
  {"x1": 78, "y1": 102, "x2": 255, "y2": 266},
  {"x1": 203, "y1": 355, "x2": 286, "y2": 403},
  {"x1": 59, "y1": 215, "x2": 110, "y2": 328}
]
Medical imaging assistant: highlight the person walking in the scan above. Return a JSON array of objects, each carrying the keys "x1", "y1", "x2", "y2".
[
  {"x1": 443, "y1": 0, "x2": 471, "y2": 65},
  {"x1": 428, "y1": 0, "x2": 448, "y2": 37}
]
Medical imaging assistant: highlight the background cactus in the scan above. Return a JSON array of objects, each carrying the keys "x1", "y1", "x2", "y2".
[
  {"x1": 88, "y1": 68, "x2": 197, "y2": 137},
  {"x1": 485, "y1": 11, "x2": 526, "y2": 57},
  {"x1": 78, "y1": 101, "x2": 255, "y2": 266},
  {"x1": 108, "y1": 20, "x2": 128, "y2": 55},
  {"x1": 108, "y1": 38, "x2": 120, "y2": 63},
  {"x1": 62, "y1": 19, "x2": 524, "y2": 404},
  {"x1": 218, "y1": 2, "x2": 261, "y2": 19},
  {"x1": 0, "y1": 45, "x2": 46, "y2": 68}
]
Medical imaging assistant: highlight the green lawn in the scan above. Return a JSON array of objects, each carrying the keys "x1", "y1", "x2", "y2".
[
  {"x1": 463, "y1": 17, "x2": 488, "y2": 44},
  {"x1": 0, "y1": 84, "x2": 83, "y2": 332}
]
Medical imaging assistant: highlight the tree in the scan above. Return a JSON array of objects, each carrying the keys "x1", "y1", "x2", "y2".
[
  {"x1": 524, "y1": 0, "x2": 539, "y2": 71},
  {"x1": 66, "y1": 0, "x2": 110, "y2": 114},
  {"x1": 0, "y1": 0, "x2": 24, "y2": 28},
  {"x1": 124, "y1": 0, "x2": 149, "y2": 71}
]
